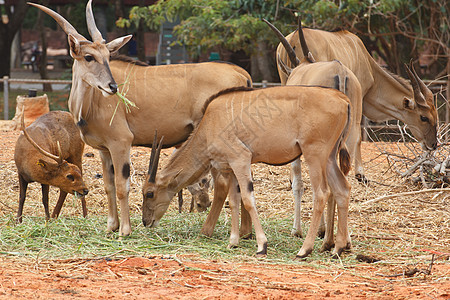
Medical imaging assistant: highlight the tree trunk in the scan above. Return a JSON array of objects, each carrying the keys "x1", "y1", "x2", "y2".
[
  {"x1": 253, "y1": 41, "x2": 274, "y2": 82},
  {"x1": 0, "y1": 0, "x2": 28, "y2": 90},
  {"x1": 37, "y1": 0, "x2": 52, "y2": 92},
  {"x1": 137, "y1": 0, "x2": 146, "y2": 62},
  {"x1": 114, "y1": 0, "x2": 128, "y2": 55}
]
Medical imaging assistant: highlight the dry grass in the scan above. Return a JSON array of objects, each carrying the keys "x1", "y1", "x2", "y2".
[{"x1": 0, "y1": 127, "x2": 449, "y2": 266}]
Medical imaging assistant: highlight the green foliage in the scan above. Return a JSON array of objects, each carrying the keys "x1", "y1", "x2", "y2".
[
  {"x1": 119, "y1": 0, "x2": 297, "y2": 56},
  {"x1": 118, "y1": 0, "x2": 448, "y2": 77}
]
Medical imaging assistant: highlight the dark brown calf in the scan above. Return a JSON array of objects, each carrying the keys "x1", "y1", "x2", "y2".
[{"x1": 14, "y1": 111, "x2": 88, "y2": 222}]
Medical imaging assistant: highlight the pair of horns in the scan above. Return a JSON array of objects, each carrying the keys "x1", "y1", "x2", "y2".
[
  {"x1": 28, "y1": 0, "x2": 104, "y2": 43},
  {"x1": 21, "y1": 109, "x2": 63, "y2": 165},
  {"x1": 263, "y1": 16, "x2": 315, "y2": 69},
  {"x1": 404, "y1": 61, "x2": 430, "y2": 107},
  {"x1": 148, "y1": 131, "x2": 164, "y2": 183}
]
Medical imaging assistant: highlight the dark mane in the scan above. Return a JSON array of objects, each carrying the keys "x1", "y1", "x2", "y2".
[
  {"x1": 201, "y1": 86, "x2": 255, "y2": 115},
  {"x1": 300, "y1": 27, "x2": 348, "y2": 33},
  {"x1": 110, "y1": 54, "x2": 149, "y2": 66}
]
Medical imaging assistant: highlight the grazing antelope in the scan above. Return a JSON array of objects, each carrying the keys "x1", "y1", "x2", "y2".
[
  {"x1": 263, "y1": 18, "x2": 362, "y2": 241},
  {"x1": 142, "y1": 86, "x2": 352, "y2": 258},
  {"x1": 29, "y1": 1, "x2": 252, "y2": 236},
  {"x1": 276, "y1": 21, "x2": 438, "y2": 155},
  {"x1": 14, "y1": 111, "x2": 88, "y2": 223}
]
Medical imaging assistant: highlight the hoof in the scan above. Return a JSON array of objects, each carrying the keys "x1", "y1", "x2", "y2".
[
  {"x1": 256, "y1": 242, "x2": 268, "y2": 256},
  {"x1": 295, "y1": 248, "x2": 313, "y2": 259},
  {"x1": 320, "y1": 242, "x2": 334, "y2": 253},
  {"x1": 317, "y1": 229, "x2": 325, "y2": 239},
  {"x1": 200, "y1": 229, "x2": 214, "y2": 237},
  {"x1": 107, "y1": 220, "x2": 120, "y2": 233},
  {"x1": 291, "y1": 229, "x2": 303, "y2": 238},
  {"x1": 331, "y1": 246, "x2": 348, "y2": 259},
  {"x1": 119, "y1": 226, "x2": 132, "y2": 237},
  {"x1": 294, "y1": 255, "x2": 307, "y2": 261},
  {"x1": 241, "y1": 233, "x2": 253, "y2": 240},
  {"x1": 227, "y1": 244, "x2": 239, "y2": 249}
]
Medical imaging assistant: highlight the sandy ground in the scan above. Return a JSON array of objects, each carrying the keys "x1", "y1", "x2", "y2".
[{"x1": 0, "y1": 121, "x2": 449, "y2": 299}]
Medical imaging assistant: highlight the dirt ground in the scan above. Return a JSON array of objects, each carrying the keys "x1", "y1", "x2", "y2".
[{"x1": 0, "y1": 122, "x2": 449, "y2": 299}]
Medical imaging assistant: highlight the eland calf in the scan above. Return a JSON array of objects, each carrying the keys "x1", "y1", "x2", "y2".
[{"x1": 142, "y1": 86, "x2": 352, "y2": 258}]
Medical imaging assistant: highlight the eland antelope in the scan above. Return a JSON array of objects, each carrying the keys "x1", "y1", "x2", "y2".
[
  {"x1": 270, "y1": 19, "x2": 438, "y2": 241},
  {"x1": 276, "y1": 21, "x2": 438, "y2": 153},
  {"x1": 142, "y1": 86, "x2": 352, "y2": 258},
  {"x1": 29, "y1": 0, "x2": 252, "y2": 236},
  {"x1": 263, "y1": 18, "x2": 362, "y2": 240}
]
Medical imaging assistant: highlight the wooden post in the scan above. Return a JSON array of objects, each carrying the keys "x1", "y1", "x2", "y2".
[
  {"x1": 3, "y1": 76, "x2": 8, "y2": 120},
  {"x1": 362, "y1": 116, "x2": 368, "y2": 142}
]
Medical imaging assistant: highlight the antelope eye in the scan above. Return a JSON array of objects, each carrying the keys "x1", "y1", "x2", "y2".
[
  {"x1": 146, "y1": 192, "x2": 154, "y2": 199},
  {"x1": 420, "y1": 115, "x2": 429, "y2": 122},
  {"x1": 84, "y1": 55, "x2": 94, "y2": 62},
  {"x1": 67, "y1": 174, "x2": 75, "y2": 181}
]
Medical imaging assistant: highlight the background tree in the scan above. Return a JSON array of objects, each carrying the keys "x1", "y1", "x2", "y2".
[
  {"x1": 121, "y1": 0, "x2": 448, "y2": 83},
  {"x1": 286, "y1": 0, "x2": 448, "y2": 79},
  {"x1": 114, "y1": 0, "x2": 129, "y2": 55},
  {"x1": 0, "y1": 0, "x2": 28, "y2": 88},
  {"x1": 36, "y1": 0, "x2": 52, "y2": 92},
  {"x1": 119, "y1": 0, "x2": 298, "y2": 81}
]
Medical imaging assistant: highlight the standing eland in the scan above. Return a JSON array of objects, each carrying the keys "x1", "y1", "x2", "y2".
[{"x1": 29, "y1": 0, "x2": 252, "y2": 236}]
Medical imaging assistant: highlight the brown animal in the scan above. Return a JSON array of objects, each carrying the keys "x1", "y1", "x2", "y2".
[
  {"x1": 268, "y1": 19, "x2": 437, "y2": 242},
  {"x1": 14, "y1": 111, "x2": 88, "y2": 223},
  {"x1": 178, "y1": 176, "x2": 212, "y2": 213},
  {"x1": 260, "y1": 19, "x2": 362, "y2": 240},
  {"x1": 29, "y1": 1, "x2": 252, "y2": 236},
  {"x1": 276, "y1": 21, "x2": 438, "y2": 154},
  {"x1": 142, "y1": 86, "x2": 352, "y2": 258}
]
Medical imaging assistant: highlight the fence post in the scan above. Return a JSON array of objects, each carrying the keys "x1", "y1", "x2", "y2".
[
  {"x1": 3, "y1": 76, "x2": 9, "y2": 120},
  {"x1": 362, "y1": 116, "x2": 368, "y2": 142},
  {"x1": 262, "y1": 80, "x2": 268, "y2": 88}
]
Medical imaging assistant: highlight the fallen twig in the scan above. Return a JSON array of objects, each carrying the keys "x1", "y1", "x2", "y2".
[
  {"x1": 376, "y1": 255, "x2": 435, "y2": 278},
  {"x1": 361, "y1": 188, "x2": 450, "y2": 206}
]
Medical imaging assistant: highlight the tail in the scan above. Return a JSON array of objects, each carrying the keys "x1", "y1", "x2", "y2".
[{"x1": 338, "y1": 104, "x2": 351, "y2": 175}]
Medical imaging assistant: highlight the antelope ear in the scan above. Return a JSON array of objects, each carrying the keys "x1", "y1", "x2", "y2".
[
  {"x1": 403, "y1": 97, "x2": 415, "y2": 110},
  {"x1": 38, "y1": 159, "x2": 58, "y2": 171},
  {"x1": 277, "y1": 54, "x2": 292, "y2": 77},
  {"x1": 37, "y1": 159, "x2": 47, "y2": 168},
  {"x1": 106, "y1": 35, "x2": 133, "y2": 54},
  {"x1": 68, "y1": 34, "x2": 82, "y2": 58}
]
